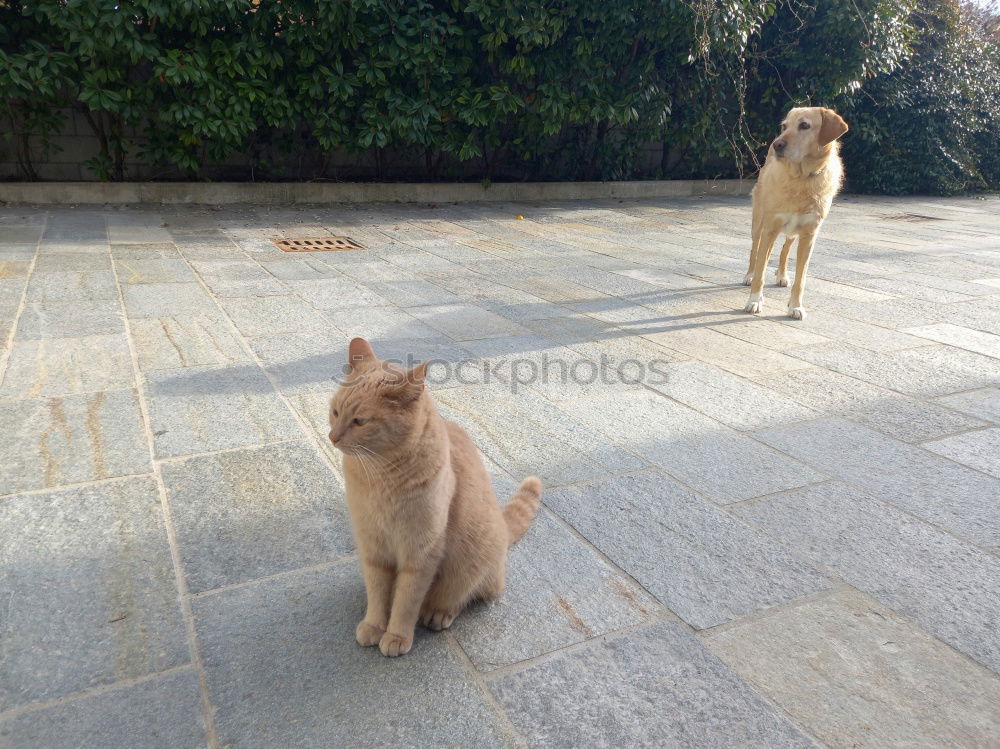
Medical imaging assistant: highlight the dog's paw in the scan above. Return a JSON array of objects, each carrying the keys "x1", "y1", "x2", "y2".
[
  {"x1": 743, "y1": 272, "x2": 754, "y2": 286},
  {"x1": 788, "y1": 306, "x2": 806, "y2": 320},
  {"x1": 775, "y1": 273, "x2": 789, "y2": 287},
  {"x1": 744, "y1": 293, "x2": 763, "y2": 314}
]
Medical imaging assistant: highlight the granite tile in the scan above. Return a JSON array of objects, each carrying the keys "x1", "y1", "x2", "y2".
[
  {"x1": 788, "y1": 342, "x2": 999, "y2": 397},
  {"x1": 435, "y1": 385, "x2": 647, "y2": 486},
  {"x1": 936, "y1": 387, "x2": 1000, "y2": 424},
  {"x1": 161, "y1": 441, "x2": 352, "y2": 592},
  {"x1": 0, "y1": 389, "x2": 150, "y2": 495},
  {"x1": 733, "y1": 481, "x2": 1000, "y2": 673},
  {"x1": 0, "y1": 335, "x2": 134, "y2": 398},
  {"x1": 0, "y1": 670, "x2": 205, "y2": 749},
  {"x1": 122, "y1": 283, "x2": 217, "y2": 318},
  {"x1": 545, "y1": 471, "x2": 829, "y2": 628},
  {"x1": 0, "y1": 478, "x2": 187, "y2": 710},
  {"x1": 756, "y1": 417, "x2": 1000, "y2": 552},
  {"x1": 130, "y1": 313, "x2": 251, "y2": 371},
  {"x1": 922, "y1": 427, "x2": 1000, "y2": 478},
  {"x1": 114, "y1": 258, "x2": 195, "y2": 284},
  {"x1": 218, "y1": 295, "x2": 328, "y2": 337},
  {"x1": 489, "y1": 620, "x2": 814, "y2": 748},
  {"x1": 193, "y1": 564, "x2": 518, "y2": 747},
  {"x1": 451, "y1": 510, "x2": 657, "y2": 671},
  {"x1": 651, "y1": 360, "x2": 819, "y2": 431},
  {"x1": 144, "y1": 364, "x2": 301, "y2": 457},
  {"x1": 409, "y1": 303, "x2": 529, "y2": 341},
  {"x1": 16, "y1": 301, "x2": 124, "y2": 339},
  {"x1": 559, "y1": 389, "x2": 824, "y2": 503},
  {"x1": 758, "y1": 367, "x2": 986, "y2": 443},
  {"x1": 705, "y1": 588, "x2": 1000, "y2": 749},
  {"x1": 903, "y1": 323, "x2": 1000, "y2": 359}
]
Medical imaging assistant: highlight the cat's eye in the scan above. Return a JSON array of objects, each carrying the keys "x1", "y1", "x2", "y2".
[
  {"x1": 799, "y1": 121, "x2": 810, "y2": 130},
  {"x1": 353, "y1": 417, "x2": 368, "y2": 426},
  {"x1": 332, "y1": 408, "x2": 339, "y2": 418}
]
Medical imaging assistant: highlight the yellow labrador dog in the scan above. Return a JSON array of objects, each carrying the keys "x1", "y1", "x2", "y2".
[{"x1": 744, "y1": 106, "x2": 848, "y2": 320}]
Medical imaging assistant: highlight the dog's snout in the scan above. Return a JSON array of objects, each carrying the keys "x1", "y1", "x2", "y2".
[{"x1": 773, "y1": 138, "x2": 786, "y2": 152}]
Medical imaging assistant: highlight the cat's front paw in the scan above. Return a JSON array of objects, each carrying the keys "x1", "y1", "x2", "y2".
[
  {"x1": 421, "y1": 609, "x2": 457, "y2": 631},
  {"x1": 378, "y1": 631, "x2": 413, "y2": 657},
  {"x1": 356, "y1": 620, "x2": 385, "y2": 647}
]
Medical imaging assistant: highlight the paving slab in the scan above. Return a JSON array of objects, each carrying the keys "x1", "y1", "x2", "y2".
[
  {"x1": 409, "y1": 302, "x2": 530, "y2": 341},
  {"x1": 544, "y1": 470, "x2": 829, "y2": 628},
  {"x1": 0, "y1": 389, "x2": 150, "y2": 496},
  {"x1": 24, "y1": 271, "x2": 118, "y2": 302},
  {"x1": 651, "y1": 360, "x2": 819, "y2": 431},
  {"x1": 191, "y1": 259, "x2": 286, "y2": 297},
  {"x1": 114, "y1": 258, "x2": 195, "y2": 284},
  {"x1": 435, "y1": 384, "x2": 647, "y2": 486},
  {"x1": 733, "y1": 481, "x2": 1000, "y2": 673},
  {"x1": 193, "y1": 564, "x2": 518, "y2": 748},
  {"x1": 903, "y1": 322, "x2": 1000, "y2": 359},
  {"x1": 0, "y1": 670, "x2": 206, "y2": 749},
  {"x1": 16, "y1": 300, "x2": 125, "y2": 339},
  {"x1": 130, "y1": 313, "x2": 251, "y2": 371},
  {"x1": 451, "y1": 509, "x2": 658, "y2": 671},
  {"x1": 218, "y1": 295, "x2": 329, "y2": 337},
  {"x1": 324, "y1": 304, "x2": 440, "y2": 341},
  {"x1": 923, "y1": 427, "x2": 1000, "y2": 478},
  {"x1": 644, "y1": 325, "x2": 811, "y2": 379},
  {"x1": 757, "y1": 366, "x2": 986, "y2": 443},
  {"x1": 0, "y1": 478, "x2": 188, "y2": 711},
  {"x1": 788, "y1": 341, "x2": 999, "y2": 397},
  {"x1": 144, "y1": 364, "x2": 301, "y2": 458},
  {"x1": 936, "y1": 387, "x2": 1000, "y2": 424},
  {"x1": 0, "y1": 334, "x2": 134, "y2": 398},
  {"x1": 160, "y1": 441, "x2": 352, "y2": 592},
  {"x1": 489, "y1": 620, "x2": 815, "y2": 748},
  {"x1": 704, "y1": 588, "x2": 1000, "y2": 749},
  {"x1": 559, "y1": 389, "x2": 824, "y2": 503},
  {"x1": 32, "y1": 253, "x2": 113, "y2": 271},
  {"x1": 122, "y1": 282, "x2": 218, "y2": 318},
  {"x1": 755, "y1": 417, "x2": 1000, "y2": 552}
]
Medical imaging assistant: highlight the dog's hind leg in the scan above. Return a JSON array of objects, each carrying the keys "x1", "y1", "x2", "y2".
[
  {"x1": 788, "y1": 229, "x2": 818, "y2": 319},
  {"x1": 775, "y1": 236, "x2": 794, "y2": 287}
]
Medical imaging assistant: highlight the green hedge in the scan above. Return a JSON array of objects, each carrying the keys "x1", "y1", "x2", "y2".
[{"x1": 1, "y1": 0, "x2": 996, "y2": 193}]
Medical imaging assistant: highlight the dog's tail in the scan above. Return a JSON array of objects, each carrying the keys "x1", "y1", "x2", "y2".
[{"x1": 503, "y1": 476, "x2": 542, "y2": 546}]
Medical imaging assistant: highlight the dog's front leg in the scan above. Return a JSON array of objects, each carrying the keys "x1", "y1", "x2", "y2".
[
  {"x1": 745, "y1": 224, "x2": 781, "y2": 314},
  {"x1": 788, "y1": 229, "x2": 818, "y2": 319}
]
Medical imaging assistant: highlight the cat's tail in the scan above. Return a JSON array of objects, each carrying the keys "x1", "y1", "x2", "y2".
[{"x1": 503, "y1": 476, "x2": 542, "y2": 546}]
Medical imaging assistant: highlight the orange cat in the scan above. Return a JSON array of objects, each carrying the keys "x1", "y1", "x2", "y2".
[{"x1": 328, "y1": 338, "x2": 542, "y2": 657}]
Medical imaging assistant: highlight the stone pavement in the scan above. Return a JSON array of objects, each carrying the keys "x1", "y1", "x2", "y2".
[{"x1": 1, "y1": 194, "x2": 998, "y2": 748}]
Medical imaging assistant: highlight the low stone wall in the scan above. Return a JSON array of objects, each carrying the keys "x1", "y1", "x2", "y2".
[{"x1": 0, "y1": 178, "x2": 752, "y2": 205}]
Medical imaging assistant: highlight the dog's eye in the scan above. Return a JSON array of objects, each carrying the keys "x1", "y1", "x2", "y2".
[
  {"x1": 353, "y1": 417, "x2": 368, "y2": 426},
  {"x1": 799, "y1": 121, "x2": 811, "y2": 130}
]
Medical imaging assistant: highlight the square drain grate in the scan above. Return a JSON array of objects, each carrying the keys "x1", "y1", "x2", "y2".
[{"x1": 272, "y1": 236, "x2": 366, "y2": 252}]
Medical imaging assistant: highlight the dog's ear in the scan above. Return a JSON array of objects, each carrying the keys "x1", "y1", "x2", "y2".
[{"x1": 818, "y1": 108, "x2": 848, "y2": 146}]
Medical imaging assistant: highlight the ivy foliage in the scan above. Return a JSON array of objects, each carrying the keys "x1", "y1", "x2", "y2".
[{"x1": 1, "y1": 0, "x2": 995, "y2": 193}]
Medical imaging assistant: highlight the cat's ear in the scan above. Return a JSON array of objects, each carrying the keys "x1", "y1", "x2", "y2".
[
  {"x1": 409, "y1": 361, "x2": 429, "y2": 385},
  {"x1": 348, "y1": 337, "x2": 376, "y2": 370},
  {"x1": 385, "y1": 361, "x2": 427, "y2": 404}
]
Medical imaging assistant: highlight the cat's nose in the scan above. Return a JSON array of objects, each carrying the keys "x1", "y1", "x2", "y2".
[{"x1": 328, "y1": 430, "x2": 339, "y2": 444}]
